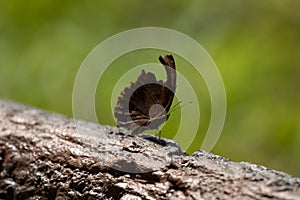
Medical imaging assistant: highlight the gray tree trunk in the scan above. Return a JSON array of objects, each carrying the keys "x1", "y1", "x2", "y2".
[{"x1": 0, "y1": 99, "x2": 299, "y2": 200}]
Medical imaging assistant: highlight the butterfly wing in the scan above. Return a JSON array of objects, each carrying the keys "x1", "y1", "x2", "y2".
[
  {"x1": 114, "y1": 55, "x2": 176, "y2": 135},
  {"x1": 114, "y1": 70, "x2": 160, "y2": 134},
  {"x1": 158, "y1": 55, "x2": 176, "y2": 116}
]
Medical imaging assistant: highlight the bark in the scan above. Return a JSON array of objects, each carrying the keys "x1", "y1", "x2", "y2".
[{"x1": 0, "y1": 99, "x2": 299, "y2": 200}]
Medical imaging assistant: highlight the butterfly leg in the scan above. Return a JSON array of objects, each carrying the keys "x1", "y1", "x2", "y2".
[{"x1": 154, "y1": 129, "x2": 162, "y2": 141}]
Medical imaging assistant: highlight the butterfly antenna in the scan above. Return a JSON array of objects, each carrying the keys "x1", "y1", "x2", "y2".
[
  {"x1": 167, "y1": 101, "x2": 181, "y2": 114},
  {"x1": 168, "y1": 101, "x2": 192, "y2": 114}
]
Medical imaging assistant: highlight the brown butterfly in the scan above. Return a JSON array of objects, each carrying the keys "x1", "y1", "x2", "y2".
[{"x1": 114, "y1": 55, "x2": 176, "y2": 136}]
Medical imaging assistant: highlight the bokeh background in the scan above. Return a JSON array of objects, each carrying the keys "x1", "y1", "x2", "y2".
[{"x1": 1, "y1": 1, "x2": 299, "y2": 176}]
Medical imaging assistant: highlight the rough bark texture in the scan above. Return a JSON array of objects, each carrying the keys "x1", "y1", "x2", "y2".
[{"x1": 0, "y1": 99, "x2": 299, "y2": 200}]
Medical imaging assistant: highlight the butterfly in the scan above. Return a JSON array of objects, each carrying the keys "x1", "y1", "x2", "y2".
[{"x1": 114, "y1": 55, "x2": 176, "y2": 136}]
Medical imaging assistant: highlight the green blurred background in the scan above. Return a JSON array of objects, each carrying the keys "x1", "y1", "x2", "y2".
[{"x1": 0, "y1": 1, "x2": 299, "y2": 176}]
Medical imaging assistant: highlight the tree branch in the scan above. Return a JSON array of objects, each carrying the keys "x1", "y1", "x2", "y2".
[{"x1": 0, "y1": 99, "x2": 299, "y2": 199}]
